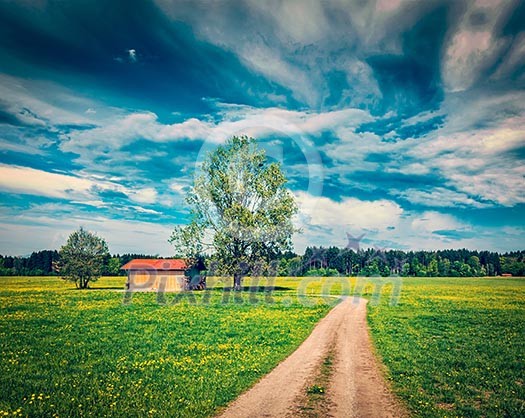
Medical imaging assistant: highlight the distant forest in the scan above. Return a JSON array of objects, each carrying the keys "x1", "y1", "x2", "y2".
[
  {"x1": 0, "y1": 252, "x2": 151, "y2": 277},
  {"x1": 1, "y1": 248, "x2": 524, "y2": 277}
]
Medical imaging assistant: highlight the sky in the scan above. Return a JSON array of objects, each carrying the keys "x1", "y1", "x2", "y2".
[{"x1": 0, "y1": 0, "x2": 524, "y2": 256}]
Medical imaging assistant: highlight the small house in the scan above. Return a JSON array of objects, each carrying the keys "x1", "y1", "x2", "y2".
[{"x1": 121, "y1": 259, "x2": 187, "y2": 292}]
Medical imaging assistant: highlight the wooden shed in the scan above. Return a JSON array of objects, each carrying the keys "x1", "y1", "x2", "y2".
[{"x1": 121, "y1": 259, "x2": 187, "y2": 292}]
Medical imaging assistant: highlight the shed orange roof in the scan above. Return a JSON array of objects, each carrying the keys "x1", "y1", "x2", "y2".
[{"x1": 121, "y1": 259, "x2": 187, "y2": 271}]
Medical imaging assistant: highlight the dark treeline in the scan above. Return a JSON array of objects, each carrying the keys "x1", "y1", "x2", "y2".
[
  {"x1": 0, "y1": 252, "x2": 163, "y2": 276},
  {"x1": 277, "y1": 247, "x2": 525, "y2": 277},
  {"x1": 0, "y1": 250, "x2": 60, "y2": 276},
  {"x1": 1, "y1": 248, "x2": 524, "y2": 277}
]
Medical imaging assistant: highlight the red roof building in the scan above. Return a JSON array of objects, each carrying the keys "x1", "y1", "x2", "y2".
[
  {"x1": 121, "y1": 259, "x2": 188, "y2": 292},
  {"x1": 121, "y1": 259, "x2": 187, "y2": 271}
]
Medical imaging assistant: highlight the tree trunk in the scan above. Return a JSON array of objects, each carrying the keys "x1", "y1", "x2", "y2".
[
  {"x1": 79, "y1": 277, "x2": 88, "y2": 289},
  {"x1": 233, "y1": 273, "x2": 242, "y2": 291}
]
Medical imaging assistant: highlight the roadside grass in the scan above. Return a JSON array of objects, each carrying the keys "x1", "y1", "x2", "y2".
[
  {"x1": 367, "y1": 277, "x2": 525, "y2": 417},
  {"x1": 0, "y1": 276, "x2": 331, "y2": 417}
]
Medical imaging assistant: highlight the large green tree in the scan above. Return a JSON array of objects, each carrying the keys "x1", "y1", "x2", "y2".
[
  {"x1": 170, "y1": 136, "x2": 298, "y2": 290},
  {"x1": 59, "y1": 227, "x2": 109, "y2": 289}
]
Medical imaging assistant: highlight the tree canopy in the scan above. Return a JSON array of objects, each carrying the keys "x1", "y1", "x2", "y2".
[
  {"x1": 59, "y1": 227, "x2": 109, "y2": 289},
  {"x1": 170, "y1": 136, "x2": 298, "y2": 290}
]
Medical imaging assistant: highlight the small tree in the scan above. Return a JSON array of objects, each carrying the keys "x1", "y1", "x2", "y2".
[
  {"x1": 170, "y1": 136, "x2": 298, "y2": 290},
  {"x1": 107, "y1": 257, "x2": 122, "y2": 276},
  {"x1": 59, "y1": 227, "x2": 109, "y2": 289}
]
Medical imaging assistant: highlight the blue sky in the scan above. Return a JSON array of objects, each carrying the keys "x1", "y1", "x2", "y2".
[{"x1": 0, "y1": 0, "x2": 524, "y2": 256}]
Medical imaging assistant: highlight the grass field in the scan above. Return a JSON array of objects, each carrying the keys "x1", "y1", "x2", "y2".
[
  {"x1": 367, "y1": 277, "x2": 525, "y2": 417},
  {"x1": 0, "y1": 276, "x2": 331, "y2": 417},
  {"x1": 0, "y1": 275, "x2": 524, "y2": 417}
]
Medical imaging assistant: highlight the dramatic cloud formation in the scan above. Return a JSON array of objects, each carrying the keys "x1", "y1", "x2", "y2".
[{"x1": 0, "y1": 0, "x2": 524, "y2": 255}]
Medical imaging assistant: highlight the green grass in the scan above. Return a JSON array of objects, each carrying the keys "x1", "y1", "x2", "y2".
[
  {"x1": 1, "y1": 275, "x2": 523, "y2": 417},
  {"x1": 0, "y1": 276, "x2": 331, "y2": 417},
  {"x1": 303, "y1": 352, "x2": 334, "y2": 416},
  {"x1": 367, "y1": 277, "x2": 525, "y2": 417}
]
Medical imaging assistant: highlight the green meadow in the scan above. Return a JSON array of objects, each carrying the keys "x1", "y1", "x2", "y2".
[
  {"x1": 0, "y1": 276, "x2": 331, "y2": 417},
  {"x1": 367, "y1": 277, "x2": 525, "y2": 417},
  {"x1": 0, "y1": 276, "x2": 524, "y2": 417}
]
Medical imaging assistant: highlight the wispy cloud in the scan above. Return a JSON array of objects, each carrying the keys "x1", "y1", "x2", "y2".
[
  {"x1": 441, "y1": 0, "x2": 514, "y2": 92},
  {"x1": 0, "y1": 164, "x2": 163, "y2": 208},
  {"x1": 443, "y1": 30, "x2": 505, "y2": 92},
  {"x1": 0, "y1": 0, "x2": 524, "y2": 255},
  {"x1": 61, "y1": 104, "x2": 373, "y2": 150},
  {"x1": 0, "y1": 164, "x2": 97, "y2": 199},
  {"x1": 0, "y1": 74, "x2": 97, "y2": 127},
  {"x1": 292, "y1": 192, "x2": 524, "y2": 253},
  {"x1": 0, "y1": 211, "x2": 173, "y2": 255}
]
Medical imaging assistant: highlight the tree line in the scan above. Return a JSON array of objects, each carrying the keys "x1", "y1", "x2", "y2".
[
  {"x1": 277, "y1": 247, "x2": 525, "y2": 277},
  {"x1": 0, "y1": 251, "x2": 163, "y2": 276},
  {"x1": 1, "y1": 247, "x2": 524, "y2": 277}
]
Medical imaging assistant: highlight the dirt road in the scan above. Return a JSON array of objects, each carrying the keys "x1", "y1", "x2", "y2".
[{"x1": 216, "y1": 297, "x2": 407, "y2": 418}]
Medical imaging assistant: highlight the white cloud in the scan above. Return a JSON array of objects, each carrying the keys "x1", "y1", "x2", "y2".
[
  {"x1": 411, "y1": 211, "x2": 464, "y2": 233},
  {"x1": 323, "y1": 105, "x2": 525, "y2": 208},
  {"x1": 295, "y1": 191, "x2": 403, "y2": 230},
  {"x1": 322, "y1": 128, "x2": 402, "y2": 178},
  {"x1": 70, "y1": 199, "x2": 107, "y2": 208},
  {"x1": 292, "y1": 191, "x2": 404, "y2": 251},
  {"x1": 387, "y1": 163, "x2": 430, "y2": 176},
  {"x1": 153, "y1": 0, "x2": 411, "y2": 107},
  {"x1": 0, "y1": 74, "x2": 103, "y2": 126},
  {"x1": 259, "y1": 0, "x2": 328, "y2": 44},
  {"x1": 128, "y1": 48, "x2": 137, "y2": 62},
  {"x1": 393, "y1": 188, "x2": 490, "y2": 208},
  {"x1": 0, "y1": 164, "x2": 164, "y2": 207},
  {"x1": 58, "y1": 105, "x2": 373, "y2": 205},
  {"x1": 288, "y1": 192, "x2": 516, "y2": 253},
  {"x1": 0, "y1": 164, "x2": 96, "y2": 199},
  {"x1": 3, "y1": 199, "x2": 521, "y2": 256},
  {"x1": 391, "y1": 211, "x2": 485, "y2": 250},
  {"x1": 439, "y1": 90, "x2": 525, "y2": 136},
  {"x1": 61, "y1": 105, "x2": 373, "y2": 155},
  {"x1": 442, "y1": 30, "x2": 505, "y2": 92},
  {"x1": 238, "y1": 43, "x2": 318, "y2": 105},
  {"x1": 157, "y1": 117, "x2": 212, "y2": 141},
  {"x1": 405, "y1": 116, "x2": 525, "y2": 206},
  {"x1": 131, "y1": 206, "x2": 162, "y2": 215},
  {"x1": 207, "y1": 106, "x2": 373, "y2": 143},
  {"x1": 169, "y1": 182, "x2": 187, "y2": 194},
  {"x1": 0, "y1": 213, "x2": 174, "y2": 256},
  {"x1": 129, "y1": 187, "x2": 158, "y2": 204},
  {"x1": 441, "y1": 1, "x2": 514, "y2": 92},
  {"x1": 0, "y1": 139, "x2": 47, "y2": 156},
  {"x1": 447, "y1": 169, "x2": 525, "y2": 207}
]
